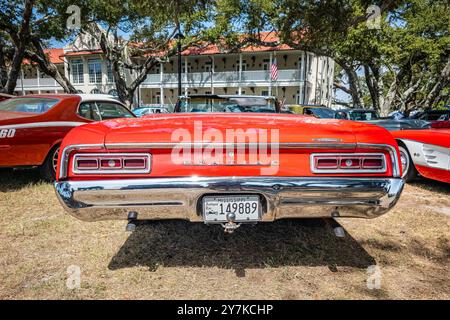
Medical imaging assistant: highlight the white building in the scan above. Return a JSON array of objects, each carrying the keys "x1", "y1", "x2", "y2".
[{"x1": 16, "y1": 32, "x2": 335, "y2": 107}]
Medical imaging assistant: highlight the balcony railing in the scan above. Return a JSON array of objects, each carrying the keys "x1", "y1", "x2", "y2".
[
  {"x1": 143, "y1": 69, "x2": 303, "y2": 87},
  {"x1": 16, "y1": 78, "x2": 62, "y2": 89}
]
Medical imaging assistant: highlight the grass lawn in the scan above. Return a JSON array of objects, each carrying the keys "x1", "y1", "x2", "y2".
[{"x1": 0, "y1": 169, "x2": 449, "y2": 299}]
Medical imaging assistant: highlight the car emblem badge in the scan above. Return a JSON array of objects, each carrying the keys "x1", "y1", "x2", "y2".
[{"x1": 312, "y1": 138, "x2": 343, "y2": 143}]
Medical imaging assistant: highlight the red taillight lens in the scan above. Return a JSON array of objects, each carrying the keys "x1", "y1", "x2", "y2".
[
  {"x1": 123, "y1": 158, "x2": 146, "y2": 169},
  {"x1": 311, "y1": 154, "x2": 386, "y2": 173},
  {"x1": 76, "y1": 158, "x2": 98, "y2": 170},
  {"x1": 73, "y1": 154, "x2": 151, "y2": 174},
  {"x1": 316, "y1": 158, "x2": 338, "y2": 169},
  {"x1": 362, "y1": 158, "x2": 383, "y2": 169}
]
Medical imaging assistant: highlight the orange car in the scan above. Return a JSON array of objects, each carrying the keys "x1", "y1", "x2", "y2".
[
  {"x1": 55, "y1": 95, "x2": 404, "y2": 233},
  {"x1": 0, "y1": 94, "x2": 135, "y2": 180}
]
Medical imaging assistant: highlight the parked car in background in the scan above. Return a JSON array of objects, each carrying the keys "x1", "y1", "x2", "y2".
[
  {"x1": 391, "y1": 121, "x2": 450, "y2": 183},
  {"x1": 0, "y1": 93, "x2": 14, "y2": 102},
  {"x1": 288, "y1": 104, "x2": 338, "y2": 118},
  {"x1": 0, "y1": 94, "x2": 135, "y2": 180},
  {"x1": 133, "y1": 105, "x2": 170, "y2": 117},
  {"x1": 409, "y1": 109, "x2": 450, "y2": 122},
  {"x1": 55, "y1": 94, "x2": 403, "y2": 233},
  {"x1": 335, "y1": 108, "x2": 430, "y2": 131},
  {"x1": 176, "y1": 94, "x2": 281, "y2": 113}
]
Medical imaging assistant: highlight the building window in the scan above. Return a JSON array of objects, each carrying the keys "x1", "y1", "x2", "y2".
[
  {"x1": 261, "y1": 90, "x2": 269, "y2": 96},
  {"x1": 106, "y1": 63, "x2": 114, "y2": 83},
  {"x1": 236, "y1": 60, "x2": 247, "y2": 71},
  {"x1": 88, "y1": 59, "x2": 102, "y2": 84},
  {"x1": 181, "y1": 63, "x2": 191, "y2": 73},
  {"x1": 90, "y1": 88, "x2": 101, "y2": 94},
  {"x1": 70, "y1": 59, "x2": 84, "y2": 84}
]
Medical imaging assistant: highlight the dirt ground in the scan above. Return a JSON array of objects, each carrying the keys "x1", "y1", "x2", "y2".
[{"x1": 0, "y1": 169, "x2": 449, "y2": 300}]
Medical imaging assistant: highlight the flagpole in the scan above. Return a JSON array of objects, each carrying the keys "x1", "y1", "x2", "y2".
[
  {"x1": 269, "y1": 52, "x2": 273, "y2": 96},
  {"x1": 275, "y1": 52, "x2": 278, "y2": 98}
]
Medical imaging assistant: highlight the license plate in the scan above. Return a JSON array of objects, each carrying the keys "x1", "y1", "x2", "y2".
[{"x1": 202, "y1": 195, "x2": 261, "y2": 223}]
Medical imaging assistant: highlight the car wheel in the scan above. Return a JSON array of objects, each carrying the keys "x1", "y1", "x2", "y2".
[
  {"x1": 398, "y1": 143, "x2": 417, "y2": 182},
  {"x1": 39, "y1": 145, "x2": 60, "y2": 181}
]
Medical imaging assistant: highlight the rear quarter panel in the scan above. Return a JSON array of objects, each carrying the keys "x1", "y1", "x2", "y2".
[{"x1": 392, "y1": 129, "x2": 450, "y2": 183}]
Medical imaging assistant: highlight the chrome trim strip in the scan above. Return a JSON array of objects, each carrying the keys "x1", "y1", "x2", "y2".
[
  {"x1": 104, "y1": 142, "x2": 357, "y2": 150},
  {"x1": 310, "y1": 153, "x2": 387, "y2": 174},
  {"x1": 54, "y1": 177, "x2": 405, "y2": 222},
  {"x1": 0, "y1": 122, "x2": 85, "y2": 130},
  {"x1": 357, "y1": 143, "x2": 401, "y2": 177},
  {"x1": 72, "y1": 153, "x2": 151, "y2": 174},
  {"x1": 59, "y1": 144, "x2": 105, "y2": 179}
]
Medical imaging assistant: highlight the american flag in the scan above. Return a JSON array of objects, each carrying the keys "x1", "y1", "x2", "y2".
[{"x1": 270, "y1": 57, "x2": 278, "y2": 81}]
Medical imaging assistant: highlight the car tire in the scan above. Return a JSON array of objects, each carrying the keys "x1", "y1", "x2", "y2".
[
  {"x1": 39, "y1": 144, "x2": 60, "y2": 181},
  {"x1": 397, "y1": 142, "x2": 418, "y2": 182}
]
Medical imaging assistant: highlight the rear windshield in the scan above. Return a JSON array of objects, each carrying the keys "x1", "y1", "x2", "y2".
[
  {"x1": 304, "y1": 107, "x2": 336, "y2": 119},
  {"x1": 349, "y1": 111, "x2": 378, "y2": 120},
  {"x1": 178, "y1": 97, "x2": 277, "y2": 113},
  {"x1": 0, "y1": 98, "x2": 60, "y2": 114}
]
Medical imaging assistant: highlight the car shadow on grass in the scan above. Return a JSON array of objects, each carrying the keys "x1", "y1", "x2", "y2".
[
  {"x1": 410, "y1": 178, "x2": 450, "y2": 195},
  {"x1": 0, "y1": 168, "x2": 46, "y2": 192},
  {"x1": 108, "y1": 219, "x2": 376, "y2": 276}
]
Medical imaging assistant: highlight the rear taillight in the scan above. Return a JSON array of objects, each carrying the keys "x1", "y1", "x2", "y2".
[
  {"x1": 311, "y1": 153, "x2": 386, "y2": 173},
  {"x1": 73, "y1": 153, "x2": 151, "y2": 174}
]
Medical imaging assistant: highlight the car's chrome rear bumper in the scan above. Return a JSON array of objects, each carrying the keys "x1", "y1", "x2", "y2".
[{"x1": 55, "y1": 177, "x2": 404, "y2": 222}]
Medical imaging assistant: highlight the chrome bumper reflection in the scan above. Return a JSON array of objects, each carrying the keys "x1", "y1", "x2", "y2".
[{"x1": 55, "y1": 177, "x2": 404, "y2": 222}]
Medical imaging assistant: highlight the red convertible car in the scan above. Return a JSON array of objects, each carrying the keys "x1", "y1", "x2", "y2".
[
  {"x1": 392, "y1": 122, "x2": 450, "y2": 183},
  {"x1": 0, "y1": 94, "x2": 135, "y2": 180},
  {"x1": 55, "y1": 95, "x2": 404, "y2": 233}
]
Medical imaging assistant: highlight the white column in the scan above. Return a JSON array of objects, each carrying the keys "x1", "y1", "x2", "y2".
[
  {"x1": 82, "y1": 56, "x2": 88, "y2": 93},
  {"x1": 298, "y1": 53, "x2": 302, "y2": 104},
  {"x1": 314, "y1": 56, "x2": 319, "y2": 104},
  {"x1": 184, "y1": 56, "x2": 188, "y2": 95},
  {"x1": 36, "y1": 68, "x2": 41, "y2": 94},
  {"x1": 268, "y1": 52, "x2": 273, "y2": 96},
  {"x1": 64, "y1": 57, "x2": 70, "y2": 80},
  {"x1": 238, "y1": 53, "x2": 243, "y2": 95},
  {"x1": 329, "y1": 58, "x2": 334, "y2": 107},
  {"x1": 160, "y1": 62, "x2": 164, "y2": 105},
  {"x1": 211, "y1": 56, "x2": 215, "y2": 94},
  {"x1": 301, "y1": 52, "x2": 307, "y2": 104},
  {"x1": 20, "y1": 69, "x2": 25, "y2": 95},
  {"x1": 137, "y1": 85, "x2": 142, "y2": 108}
]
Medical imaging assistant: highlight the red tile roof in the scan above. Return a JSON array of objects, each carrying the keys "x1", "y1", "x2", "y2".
[
  {"x1": 181, "y1": 31, "x2": 292, "y2": 56},
  {"x1": 63, "y1": 49, "x2": 104, "y2": 57},
  {"x1": 46, "y1": 48, "x2": 65, "y2": 63},
  {"x1": 26, "y1": 32, "x2": 295, "y2": 65},
  {"x1": 22, "y1": 48, "x2": 64, "y2": 65}
]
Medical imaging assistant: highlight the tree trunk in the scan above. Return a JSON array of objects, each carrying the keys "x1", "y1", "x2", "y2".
[
  {"x1": 0, "y1": 43, "x2": 8, "y2": 89},
  {"x1": 337, "y1": 59, "x2": 364, "y2": 108},
  {"x1": 26, "y1": 39, "x2": 77, "y2": 93},
  {"x1": 364, "y1": 65, "x2": 378, "y2": 110},
  {"x1": 4, "y1": 48, "x2": 24, "y2": 94},
  {"x1": 423, "y1": 56, "x2": 450, "y2": 109},
  {"x1": 2, "y1": 0, "x2": 34, "y2": 94}
]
